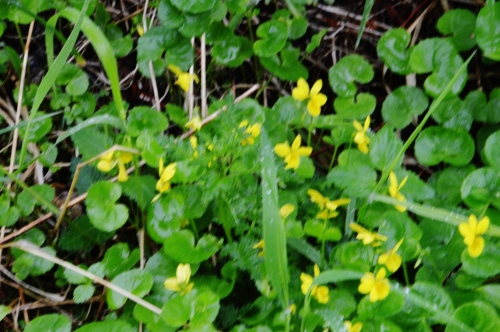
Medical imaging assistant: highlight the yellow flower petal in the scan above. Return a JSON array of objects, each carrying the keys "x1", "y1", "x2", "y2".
[
  {"x1": 185, "y1": 115, "x2": 202, "y2": 131},
  {"x1": 274, "y1": 143, "x2": 291, "y2": 157},
  {"x1": 176, "y1": 263, "x2": 191, "y2": 285},
  {"x1": 117, "y1": 161, "x2": 129, "y2": 182},
  {"x1": 300, "y1": 272, "x2": 313, "y2": 295},
  {"x1": 168, "y1": 65, "x2": 183, "y2": 77},
  {"x1": 477, "y1": 216, "x2": 490, "y2": 235},
  {"x1": 292, "y1": 78, "x2": 310, "y2": 101},
  {"x1": 315, "y1": 285, "x2": 329, "y2": 303},
  {"x1": 310, "y1": 79, "x2": 323, "y2": 97},
  {"x1": 280, "y1": 204, "x2": 295, "y2": 218},
  {"x1": 164, "y1": 277, "x2": 181, "y2": 292},
  {"x1": 468, "y1": 236, "x2": 485, "y2": 258}
]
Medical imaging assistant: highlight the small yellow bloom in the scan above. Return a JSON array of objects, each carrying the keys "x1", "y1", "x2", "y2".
[
  {"x1": 153, "y1": 158, "x2": 177, "y2": 202},
  {"x1": 308, "y1": 189, "x2": 350, "y2": 220},
  {"x1": 292, "y1": 78, "x2": 328, "y2": 117},
  {"x1": 349, "y1": 223, "x2": 388, "y2": 247},
  {"x1": 239, "y1": 120, "x2": 261, "y2": 146},
  {"x1": 378, "y1": 239, "x2": 404, "y2": 272},
  {"x1": 353, "y1": 116, "x2": 371, "y2": 154},
  {"x1": 280, "y1": 204, "x2": 295, "y2": 219},
  {"x1": 189, "y1": 136, "x2": 199, "y2": 159},
  {"x1": 358, "y1": 267, "x2": 390, "y2": 302},
  {"x1": 459, "y1": 214, "x2": 489, "y2": 258},
  {"x1": 168, "y1": 65, "x2": 199, "y2": 92},
  {"x1": 185, "y1": 115, "x2": 202, "y2": 131},
  {"x1": 253, "y1": 239, "x2": 265, "y2": 257},
  {"x1": 164, "y1": 263, "x2": 194, "y2": 295},
  {"x1": 344, "y1": 320, "x2": 363, "y2": 332},
  {"x1": 389, "y1": 172, "x2": 408, "y2": 212},
  {"x1": 97, "y1": 151, "x2": 133, "y2": 182},
  {"x1": 300, "y1": 264, "x2": 329, "y2": 304},
  {"x1": 274, "y1": 134, "x2": 312, "y2": 170},
  {"x1": 288, "y1": 303, "x2": 297, "y2": 315}
]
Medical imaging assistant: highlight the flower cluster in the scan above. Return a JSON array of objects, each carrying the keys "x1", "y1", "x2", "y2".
[
  {"x1": 97, "y1": 150, "x2": 133, "y2": 182},
  {"x1": 168, "y1": 65, "x2": 199, "y2": 92},
  {"x1": 307, "y1": 189, "x2": 350, "y2": 220},
  {"x1": 185, "y1": 115, "x2": 202, "y2": 131},
  {"x1": 274, "y1": 134, "x2": 312, "y2": 170},
  {"x1": 300, "y1": 264, "x2": 329, "y2": 304},
  {"x1": 389, "y1": 171, "x2": 408, "y2": 212},
  {"x1": 164, "y1": 263, "x2": 194, "y2": 295},
  {"x1": 353, "y1": 116, "x2": 371, "y2": 154},
  {"x1": 152, "y1": 158, "x2": 176, "y2": 202},
  {"x1": 239, "y1": 120, "x2": 262, "y2": 146},
  {"x1": 349, "y1": 223, "x2": 387, "y2": 247},
  {"x1": 459, "y1": 214, "x2": 489, "y2": 258},
  {"x1": 344, "y1": 320, "x2": 363, "y2": 332},
  {"x1": 292, "y1": 78, "x2": 327, "y2": 117}
]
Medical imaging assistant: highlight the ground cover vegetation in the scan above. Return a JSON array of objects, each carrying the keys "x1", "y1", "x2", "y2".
[{"x1": 1, "y1": 0, "x2": 500, "y2": 331}]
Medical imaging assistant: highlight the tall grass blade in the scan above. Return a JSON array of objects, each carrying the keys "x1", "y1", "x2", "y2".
[{"x1": 355, "y1": 0, "x2": 375, "y2": 49}]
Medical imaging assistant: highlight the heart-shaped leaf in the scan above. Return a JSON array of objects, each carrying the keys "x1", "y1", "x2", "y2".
[
  {"x1": 334, "y1": 93, "x2": 376, "y2": 119},
  {"x1": 476, "y1": 2, "x2": 500, "y2": 61},
  {"x1": 253, "y1": 19, "x2": 288, "y2": 57},
  {"x1": 329, "y1": 55, "x2": 374, "y2": 98},
  {"x1": 461, "y1": 167, "x2": 500, "y2": 210},
  {"x1": 377, "y1": 28, "x2": 412, "y2": 74},
  {"x1": 437, "y1": 9, "x2": 476, "y2": 51},
  {"x1": 163, "y1": 230, "x2": 223, "y2": 263},
  {"x1": 107, "y1": 269, "x2": 153, "y2": 309},
  {"x1": 431, "y1": 96, "x2": 473, "y2": 130},
  {"x1": 86, "y1": 181, "x2": 129, "y2": 232},
  {"x1": 382, "y1": 86, "x2": 428, "y2": 129}
]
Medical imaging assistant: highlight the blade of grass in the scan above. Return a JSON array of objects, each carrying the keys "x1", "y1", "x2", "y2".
[
  {"x1": 18, "y1": 0, "x2": 90, "y2": 171},
  {"x1": 287, "y1": 238, "x2": 321, "y2": 266},
  {"x1": 355, "y1": 0, "x2": 375, "y2": 49},
  {"x1": 0, "y1": 112, "x2": 62, "y2": 136},
  {"x1": 260, "y1": 129, "x2": 289, "y2": 311},
  {"x1": 55, "y1": 114, "x2": 126, "y2": 145}
]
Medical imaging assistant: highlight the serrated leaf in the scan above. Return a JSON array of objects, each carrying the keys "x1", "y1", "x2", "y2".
[
  {"x1": 86, "y1": 181, "x2": 129, "y2": 232},
  {"x1": 121, "y1": 175, "x2": 156, "y2": 211},
  {"x1": 74, "y1": 284, "x2": 95, "y2": 303},
  {"x1": 74, "y1": 320, "x2": 135, "y2": 332},
  {"x1": 17, "y1": 184, "x2": 55, "y2": 217},
  {"x1": 107, "y1": 269, "x2": 153, "y2": 309},
  {"x1": 24, "y1": 314, "x2": 71, "y2": 332},
  {"x1": 58, "y1": 215, "x2": 113, "y2": 252}
]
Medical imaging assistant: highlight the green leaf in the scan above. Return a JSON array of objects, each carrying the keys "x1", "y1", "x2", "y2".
[
  {"x1": 158, "y1": 0, "x2": 183, "y2": 28},
  {"x1": 17, "y1": 184, "x2": 55, "y2": 217},
  {"x1": 403, "y1": 282, "x2": 455, "y2": 325},
  {"x1": 415, "y1": 126, "x2": 474, "y2": 166},
  {"x1": 74, "y1": 320, "x2": 135, "y2": 332},
  {"x1": 146, "y1": 191, "x2": 184, "y2": 243},
  {"x1": 338, "y1": 149, "x2": 371, "y2": 167},
  {"x1": 74, "y1": 284, "x2": 95, "y2": 303},
  {"x1": 461, "y1": 243, "x2": 500, "y2": 278},
  {"x1": 0, "y1": 305, "x2": 11, "y2": 321},
  {"x1": 127, "y1": 106, "x2": 169, "y2": 137},
  {"x1": 0, "y1": 205, "x2": 20, "y2": 227},
  {"x1": 369, "y1": 126, "x2": 404, "y2": 172},
  {"x1": 12, "y1": 246, "x2": 56, "y2": 280},
  {"x1": 191, "y1": 290, "x2": 220, "y2": 325},
  {"x1": 327, "y1": 165, "x2": 377, "y2": 198},
  {"x1": 476, "y1": 2, "x2": 500, "y2": 61},
  {"x1": 99, "y1": 243, "x2": 140, "y2": 279},
  {"x1": 85, "y1": 181, "x2": 128, "y2": 232},
  {"x1": 435, "y1": 166, "x2": 475, "y2": 206},
  {"x1": 178, "y1": 12, "x2": 212, "y2": 38},
  {"x1": 107, "y1": 269, "x2": 154, "y2": 309},
  {"x1": 306, "y1": 29, "x2": 327, "y2": 54},
  {"x1": 64, "y1": 266, "x2": 90, "y2": 284},
  {"x1": 170, "y1": 0, "x2": 216, "y2": 14},
  {"x1": 39, "y1": 142, "x2": 58, "y2": 166},
  {"x1": 212, "y1": 35, "x2": 253, "y2": 67},
  {"x1": 431, "y1": 97, "x2": 472, "y2": 130},
  {"x1": 121, "y1": 175, "x2": 156, "y2": 211},
  {"x1": 253, "y1": 20, "x2": 288, "y2": 57},
  {"x1": 328, "y1": 55, "x2": 374, "y2": 98},
  {"x1": 484, "y1": 130, "x2": 500, "y2": 167},
  {"x1": 137, "y1": 132, "x2": 166, "y2": 167},
  {"x1": 461, "y1": 167, "x2": 500, "y2": 210},
  {"x1": 358, "y1": 290, "x2": 404, "y2": 319},
  {"x1": 437, "y1": 9, "x2": 476, "y2": 51},
  {"x1": 445, "y1": 301, "x2": 500, "y2": 331},
  {"x1": 409, "y1": 38, "x2": 467, "y2": 97},
  {"x1": 19, "y1": 112, "x2": 53, "y2": 143},
  {"x1": 163, "y1": 230, "x2": 223, "y2": 264},
  {"x1": 70, "y1": 127, "x2": 113, "y2": 161},
  {"x1": 56, "y1": 114, "x2": 126, "y2": 144},
  {"x1": 58, "y1": 215, "x2": 113, "y2": 252},
  {"x1": 24, "y1": 314, "x2": 71, "y2": 332},
  {"x1": 137, "y1": 26, "x2": 181, "y2": 62},
  {"x1": 382, "y1": 86, "x2": 429, "y2": 129},
  {"x1": 56, "y1": 63, "x2": 89, "y2": 96},
  {"x1": 377, "y1": 28, "x2": 412, "y2": 74},
  {"x1": 161, "y1": 293, "x2": 192, "y2": 327},
  {"x1": 259, "y1": 45, "x2": 308, "y2": 81},
  {"x1": 476, "y1": 285, "x2": 500, "y2": 310},
  {"x1": 465, "y1": 90, "x2": 489, "y2": 123},
  {"x1": 335, "y1": 241, "x2": 374, "y2": 272},
  {"x1": 288, "y1": 16, "x2": 307, "y2": 40},
  {"x1": 355, "y1": 0, "x2": 374, "y2": 48},
  {"x1": 333, "y1": 93, "x2": 376, "y2": 119}
]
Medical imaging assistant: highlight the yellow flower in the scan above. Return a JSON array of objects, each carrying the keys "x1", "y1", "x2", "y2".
[
  {"x1": 280, "y1": 204, "x2": 295, "y2": 219},
  {"x1": 300, "y1": 264, "x2": 329, "y2": 304},
  {"x1": 168, "y1": 65, "x2": 199, "y2": 92},
  {"x1": 292, "y1": 78, "x2": 328, "y2": 117},
  {"x1": 152, "y1": 158, "x2": 177, "y2": 202},
  {"x1": 239, "y1": 120, "x2": 261, "y2": 146},
  {"x1": 274, "y1": 134, "x2": 312, "y2": 170},
  {"x1": 459, "y1": 214, "x2": 489, "y2": 258},
  {"x1": 97, "y1": 151, "x2": 133, "y2": 182},
  {"x1": 358, "y1": 267, "x2": 390, "y2": 302},
  {"x1": 164, "y1": 263, "x2": 194, "y2": 295},
  {"x1": 288, "y1": 303, "x2": 297, "y2": 315},
  {"x1": 349, "y1": 223, "x2": 388, "y2": 247},
  {"x1": 307, "y1": 189, "x2": 350, "y2": 220},
  {"x1": 185, "y1": 115, "x2": 202, "y2": 131},
  {"x1": 389, "y1": 172, "x2": 408, "y2": 212},
  {"x1": 378, "y1": 239, "x2": 404, "y2": 272},
  {"x1": 253, "y1": 239, "x2": 265, "y2": 257},
  {"x1": 189, "y1": 136, "x2": 199, "y2": 159},
  {"x1": 344, "y1": 321, "x2": 363, "y2": 332},
  {"x1": 353, "y1": 116, "x2": 371, "y2": 154}
]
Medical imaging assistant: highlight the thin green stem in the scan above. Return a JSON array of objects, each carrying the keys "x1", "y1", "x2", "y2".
[{"x1": 402, "y1": 262, "x2": 410, "y2": 286}]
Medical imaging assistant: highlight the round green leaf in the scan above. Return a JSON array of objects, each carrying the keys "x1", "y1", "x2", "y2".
[
  {"x1": 253, "y1": 20, "x2": 288, "y2": 57},
  {"x1": 170, "y1": 0, "x2": 216, "y2": 14},
  {"x1": 191, "y1": 290, "x2": 220, "y2": 325},
  {"x1": 415, "y1": 126, "x2": 474, "y2": 166},
  {"x1": 259, "y1": 45, "x2": 308, "y2": 81},
  {"x1": 377, "y1": 28, "x2": 412, "y2": 74},
  {"x1": 288, "y1": 16, "x2": 307, "y2": 40},
  {"x1": 329, "y1": 55, "x2": 374, "y2": 98},
  {"x1": 137, "y1": 26, "x2": 181, "y2": 62},
  {"x1": 482, "y1": 88, "x2": 500, "y2": 123},
  {"x1": 333, "y1": 93, "x2": 376, "y2": 119},
  {"x1": 86, "y1": 181, "x2": 129, "y2": 232},
  {"x1": 212, "y1": 35, "x2": 253, "y2": 67},
  {"x1": 161, "y1": 293, "x2": 192, "y2": 327},
  {"x1": 163, "y1": 230, "x2": 223, "y2": 263},
  {"x1": 146, "y1": 189, "x2": 185, "y2": 243},
  {"x1": 431, "y1": 97, "x2": 472, "y2": 130},
  {"x1": 56, "y1": 64, "x2": 89, "y2": 96},
  {"x1": 127, "y1": 106, "x2": 169, "y2": 137},
  {"x1": 74, "y1": 320, "x2": 135, "y2": 332},
  {"x1": 19, "y1": 112, "x2": 53, "y2": 143},
  {"x1": 369, "y1": 126, "x2": 404, "y2": 172},
  {"x1": 165, "y1": 38, "x2": 195, "y2": 70},
  {"x1": 445, "y1": 301, "x2": 500, "y2": 332},
  {"x1": 476, "y1": 2, "x2": 500, "y2": 61},
  {"x1": 327, "y1": 165, "x2": 377, "y2": 198},
  {"x1": 461, "y1": 243, "x2": 500, "y2": 278},
  {"x1": 25, "y1": 314, "x2": 71, "y2": 332},
  {"x1": 178, "y1": 12, "x2": 212, "y2": 38},
  {"x1": 435, "y1": 166, "x2": 475, "y2": 206},
  {"x1": 335, "y1": 241, "x2": 374, "y2": 272},
  {"x1": 484, "y1": 130, "x2": 500, "y2": 167},
  {"x1": 358, "y1": 290, "x2": 405, "y2": 319},
  {"x1": 107, "y1": 269, "x2": 154, "y2": 309},
  {"x1": 464, "y1": 90, "x2": 489, "y2": 122},
  {"x1": 461, "y1": 167, "x2": 500, "y2": 210},
  {"x1": 158, "y1": 0, "x2": 183, "y2": 28},
  {"x1": 437, "y1": 9, "x2": 476, "y2": 51},
  {"x1": 382, "y1": 86, "x2": 428, "y2": 129}
]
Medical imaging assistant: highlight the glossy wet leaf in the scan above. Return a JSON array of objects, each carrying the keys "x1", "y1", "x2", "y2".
[
  {"x1": 99, "y1": 243, "x2": 140, "y2": 279},
  {"x1": 431, "y1": 97, "x2": 472, "y2": 130},
  {"x1": 170, "y1": 0, "x2": 216, "y2": 14},
  {"x1": 163, "y1": 230, "x2": 222, "y2": 263},
  {"x1": 146, "y1": 191, "x2": 184, "y2": 243},
  {"x1": 334, "y1": 93, "x2": 376, "y2": 119},
  {"x1": 369, "y1": 126, "x2": 404, "y2": 172},
  {"x1": 464, "y1": 90, "x2": 488, "y2": 122},
  {"x1": 127, "y1": 106, "x2": 169, "y2": 137},
  {"x1": 476, "y1": 2, "x2": 500, "y2": 61},
  {"x1": 24, "y1": 314, "x2": 71, "y2": 332},
  {"x1": 377, "y1": 28, "x2": 412, "y2": 74},
  {"x1": 404, "y1": 282, "x2": 455, "y2": 324},
  {"x1": 86, "y1": 181, "x2": 128, "y2": 232},
  {"x1": 437, "y1": 9, "x2": 476, "y2": 51},
  {"x1": 107, "y1": 269, "x2": 153, "y2": 309},
  {"x1": 415, "y1": 126, "x2": 474, "y2": 166},
  {"x1": 476, "y1": 88, "x2": 500, "y2": 123},
  {"x1": 158, "y1": 0, "x2": 183, "y2": 28},
  {"x1": 382, "y1": 86, "x2": 428, "y2": 129},
  {"x1": 445, "y1": 301, "x2": 500, "y2": 332},
  {"x1": 335, "y1": 241, "x2": 374, "y2": 272},
  {"x1": 484, "y1": 130, "x2": 500, "y2": 167},
  {"x1": 178, "y1": 12, "x2": 212, "y2": 38},
  {"x1": 253, "y1": 19, "x2": 288, "y2": 57},
  {"x1": 461, "y1": 167, "x2": 500, "y2": 210},
  {"x1": 212, "y1": 35, "x2": 252, "y2": 67},
  {"x1": 329, "y1": 55, "x2": 374, "y2": 98}
]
